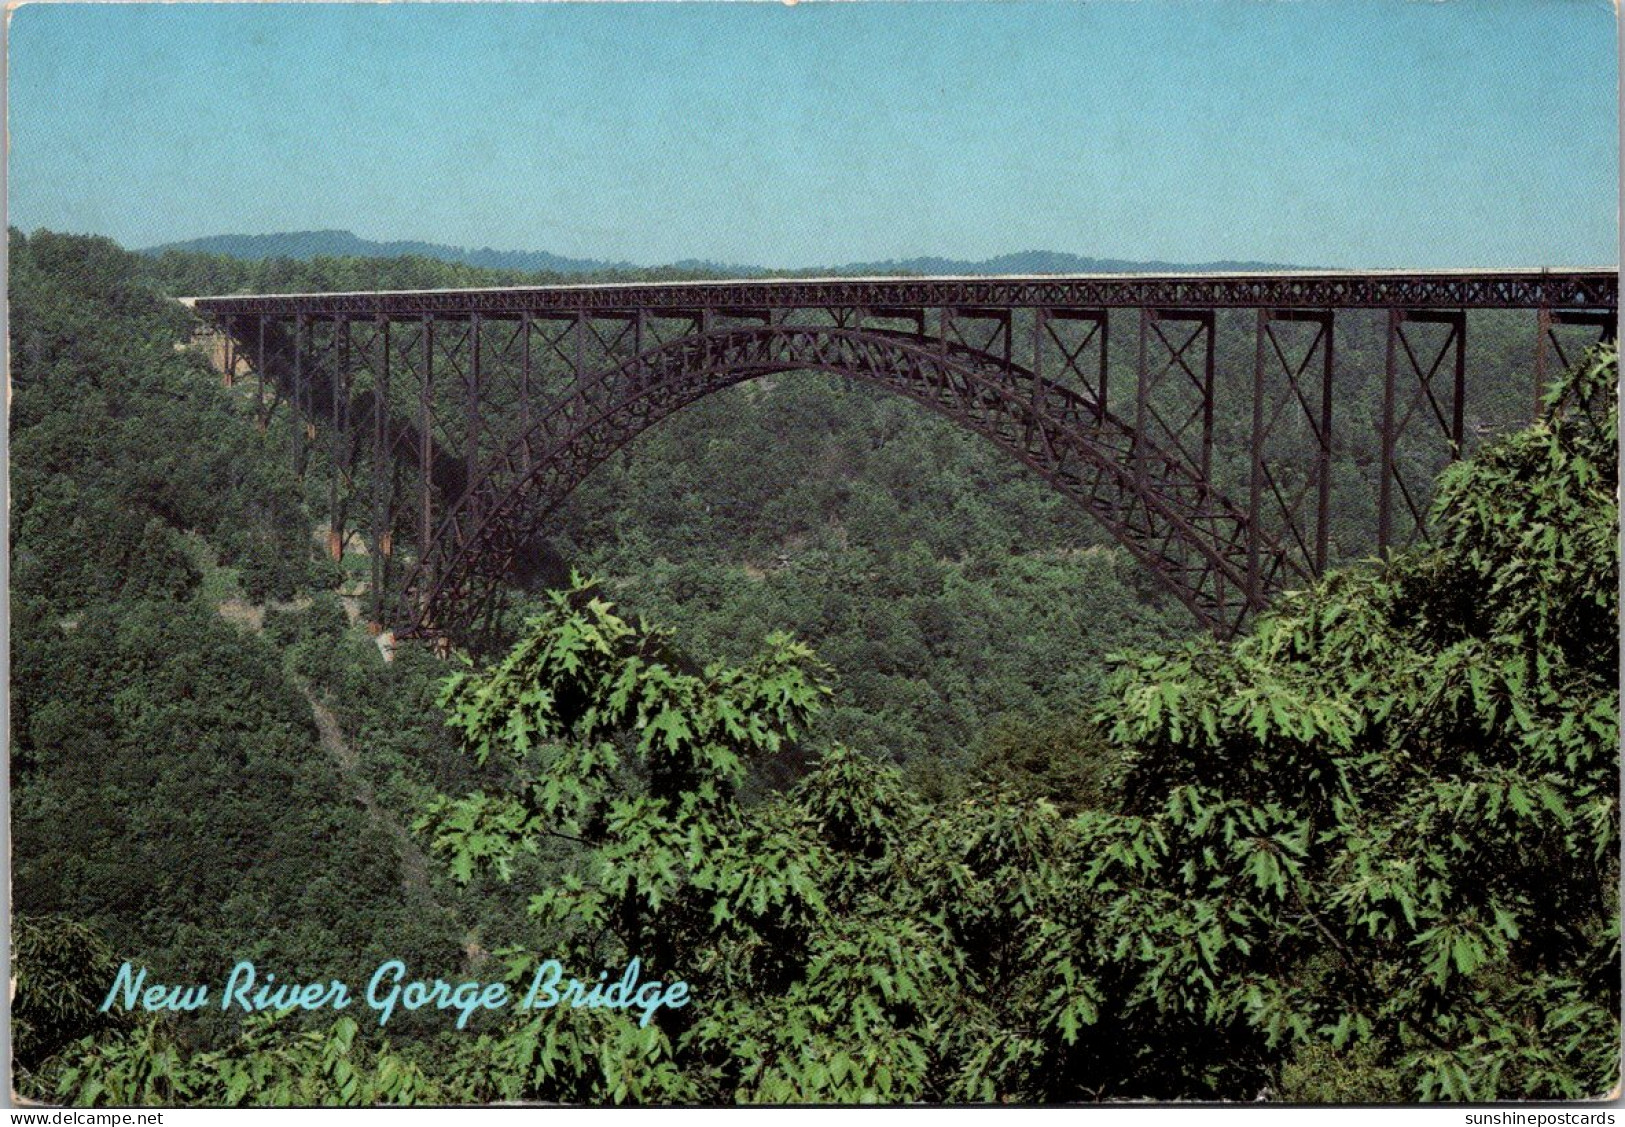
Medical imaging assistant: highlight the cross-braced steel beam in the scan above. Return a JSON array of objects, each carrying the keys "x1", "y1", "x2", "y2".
[{"x1": 192, "y1": 269, "x2": 1618, "y2": 645}]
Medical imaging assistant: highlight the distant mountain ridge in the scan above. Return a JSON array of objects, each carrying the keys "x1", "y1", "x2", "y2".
[
  {"x1": 814, "y1": 251, "x2": 1303, "y2": 276},
  {"x1": 140, "y1": 229, "x2": 1304, "y2": 277},
  {"x1": 141, "y1": 230, "x2": 634, "y2": 275}
]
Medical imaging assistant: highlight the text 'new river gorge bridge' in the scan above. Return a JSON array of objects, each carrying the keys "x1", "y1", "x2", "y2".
[{"x1": 192, "y1": 269, "x2": 1618, "y2": 645}]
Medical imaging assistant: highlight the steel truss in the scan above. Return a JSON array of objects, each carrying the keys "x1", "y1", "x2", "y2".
[{"x1": 196, "y1": 270, "x2": 1617, "y2": 643}]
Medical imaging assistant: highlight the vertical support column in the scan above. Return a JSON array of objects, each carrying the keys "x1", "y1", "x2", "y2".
[
  {"x1": 1031, "y1": 307, "x2": 1047, "y2": 421},
  {"x1": 1535, "y1": 306, "x2": 1550, "y2": 420},
  {"x1": 293, "y1": 313, "x2": 307, "y2": 478},
  {"x1": 1450, "y1": 313, "x2": 1466, "y2": 457},
  {"x1": 1378, "y1": 308, "x2": 1399, "y2": 557},
  {"x1": 521, "y1": 311, "x2": 534, "y2": 472},
  {"x1": 1096, "y1": 313, "x2": 1110, "y2": 419},
  {"x1": 1207, "y1": 311, "x2": 1227, "y2": 620},
  {"x1": 305, "y1": 322, "x2": 319, "y2": 447},
  {"x1": 1248, "y1": 309, "x2": 1268, "y2": 605},
  {"x1": 1135, "y1": 308, "x2": 1150, "y2": 489},
  {"x1": 330, "y1": 317, "x2": 349, "y2": 560},
  {"x1": 575, "y1": 310, "x2": 587, "y2": 381},
  {"x1": 255, "y1": 316, "x2": 267, "y2": 431},
  {"x1": 419, "y1": 315, "x2": 434, "y2": 569},
  {"x1": 371, "y1": 317, "x2": 391, "y2": 626},
  {"x1": 1315, "y1": 312, "x2": 1335, "y2": 575},
  {"x1": 223, "y1": 332, "x2": 236, "y2": 388},
  {"x1": 467, "y1": 313, "x2": 483, "y2": 524},
  {"x1": 1199, "y1": 310, "x2": 1216, "y2": 484}
]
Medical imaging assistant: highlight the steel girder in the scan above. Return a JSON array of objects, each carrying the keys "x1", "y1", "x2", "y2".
[
  {"x1": 193, "y1": 269, "x2": 1616, "y2": 319},
  {"x1": 398, "y1": 324, "x2": 1303, "y2": 641},
  {"x1": 197, "y1": 270, "x2": 1619, "y2": 646}
]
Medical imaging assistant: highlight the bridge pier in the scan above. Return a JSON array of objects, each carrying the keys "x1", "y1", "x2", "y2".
[
  {"x1": 1033, "y1": 307, "x2": 1108, "y2": 419},
  {"x1": 1378, "y1": 308, "x2": 1465, "y2": 557},
  {"x1": 1136, "y1": 308, "x2": 1216, "y2": 491},
  {"x1": 255, "y1": 316, "x2": 268, "y2": 431},
  {"x1": 1249, "y1": 308, "x2": 1335, "y2": 599},
  {"x1": 370, "y1": 316, "x2": 392, "y2": 625},
  {"x1": 329, "y1": 317, "x2": 350, "y2": 561}
]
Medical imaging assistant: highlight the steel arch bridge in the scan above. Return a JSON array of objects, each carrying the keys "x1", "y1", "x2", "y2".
[{"x1": 192, "y1": 269, "x2": 1617, "y2": 644}]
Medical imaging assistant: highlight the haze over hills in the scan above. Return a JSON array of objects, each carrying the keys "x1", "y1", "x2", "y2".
[
  {"x1": 805, "y1": 251, "x2": 1307, "y2": 276},
  {"x1": 139, "y1": 230, "x2": 634, "y2": 275},
  {"x1": 140, "y1": 229, "x2": 1304, "y2": 277}
]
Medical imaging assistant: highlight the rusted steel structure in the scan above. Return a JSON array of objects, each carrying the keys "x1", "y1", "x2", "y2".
[{"x1": 193, "y1": 269, "x2": 1617, "y2": 642}]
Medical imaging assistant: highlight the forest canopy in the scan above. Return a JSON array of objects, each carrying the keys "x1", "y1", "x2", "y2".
[{"x1": 8, "y1": 230, "x2": 1618, "y2": 1104}]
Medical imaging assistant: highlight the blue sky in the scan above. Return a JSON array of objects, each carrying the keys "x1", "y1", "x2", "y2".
[{"x1": 7, "y1": 2, "x2": 1619, "y2": 268}]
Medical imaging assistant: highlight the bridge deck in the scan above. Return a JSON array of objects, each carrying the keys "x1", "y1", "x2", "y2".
[{"x1": 189, "y1": 268, "x2": 1618, "y2": 318}]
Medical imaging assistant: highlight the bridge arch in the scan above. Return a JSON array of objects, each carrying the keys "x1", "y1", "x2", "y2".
[{"x1": 401, "y1": 323, "x2": 1305, "y2": 639}]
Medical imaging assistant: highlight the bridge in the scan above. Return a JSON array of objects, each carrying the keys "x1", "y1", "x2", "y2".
[{"x1": 192, "y1": 269, "x2": 1617, "y2": 644}]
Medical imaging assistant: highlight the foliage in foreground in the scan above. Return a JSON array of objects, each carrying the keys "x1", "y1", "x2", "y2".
[
  {"x1": 26, "y1": 349, "x2": 1619, "y2": 1104},
  {"x1": 1058, "y1": 346, "x2": 1620, "y2": 1101}
]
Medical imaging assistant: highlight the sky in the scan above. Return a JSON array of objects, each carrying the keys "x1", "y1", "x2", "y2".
[{"x1": 6, "y1": 1, "x2": 1619, "y2": 269}]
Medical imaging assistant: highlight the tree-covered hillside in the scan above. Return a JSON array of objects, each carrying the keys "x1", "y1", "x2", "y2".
[
  {"x1": 137, "y1": 228, "x2": 1300, "y2": 281},
  {"x1": 10, "y1": 230, "x2": 465, "y2": 1066},
  {"x1": 9, "y1": 229, "x2": 1616, "y2": 1104},
  {"x1": 7, "y1": 229, "x2": 1186, "y2": 1080}
]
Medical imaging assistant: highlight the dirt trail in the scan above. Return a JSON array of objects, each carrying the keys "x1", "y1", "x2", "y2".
[
  {"x1": 214, "y1": 596, "x2": 477, "y2": 962},
  {"x1": 299, "y1": 684, "x2": 489, "y2": 971},
  {"x1": 300, "y1": 684, "x2": 440, "y2": 915}
]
